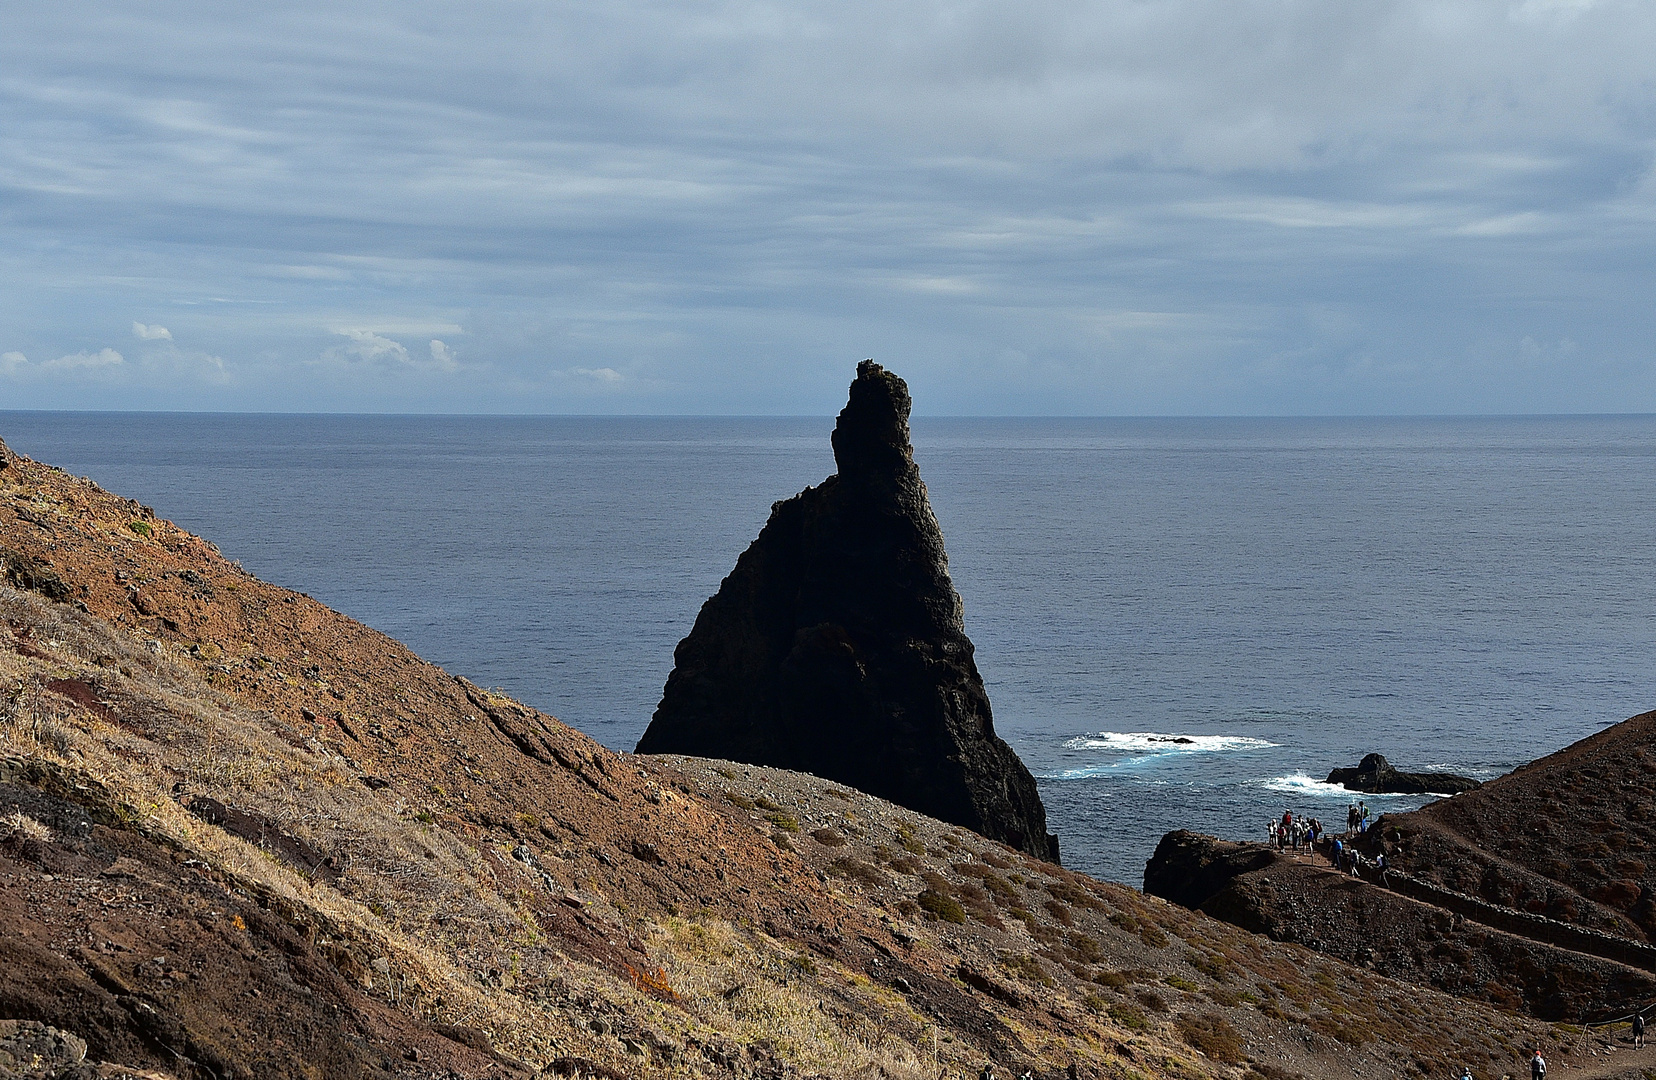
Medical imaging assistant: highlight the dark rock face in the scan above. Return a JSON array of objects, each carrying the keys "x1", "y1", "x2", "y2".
[
  {"x1": 1145, "y1": 831, "x2": 1271, "y2": 934},
  {"x1": 636, "y1": 361, "x2": 1058, "y2": 862},
  {"x1": 1326, "y1": 753, "x2": 1481, "y2": 795}
]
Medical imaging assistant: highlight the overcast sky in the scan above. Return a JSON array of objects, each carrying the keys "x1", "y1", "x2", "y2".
[{"x1": 1, "y1": 0, "x2": 1653, "y2": 415}]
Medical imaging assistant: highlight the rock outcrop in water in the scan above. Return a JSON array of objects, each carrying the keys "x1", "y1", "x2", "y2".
[
  {"x1": 636, "y1": 361, "x2": 1059, "y2": 863},
  {"x1": 1326, "y1": 753, "x2": 1481, "y2": 795}
]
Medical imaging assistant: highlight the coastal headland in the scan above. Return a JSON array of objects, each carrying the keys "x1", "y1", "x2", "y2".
[
  {"x1": 0, "y1": 431, "x2": 1641, "y2": 1079},
  {"x1": 1147, "y1": 711, "x2": 1656, "y2": 1026}
]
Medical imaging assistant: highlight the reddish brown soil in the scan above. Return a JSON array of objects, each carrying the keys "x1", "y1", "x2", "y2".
[{"x1": 0, "y1": 435, "x2": 1600, "y2": 1080}]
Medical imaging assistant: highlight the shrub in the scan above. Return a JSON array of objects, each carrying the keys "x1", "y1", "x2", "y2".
[
  {"x1": 954, "y1": 862, "x2": 1016, "y2": 900},
  {"x1": 754, "y1": 796, "x2": 784, "y2": 812},
  {"x1": 1175, "y1": 1014, "x2": 1246, "y2": 1064},
  {"x1": 918, "y1": 889, "x2": 966, "y2": 924},
  {"x1": 128, "y1": 520, "x2": 152, "y2": 537},
  {"x1": 827, "y1": 856, "x2": 887, "y2": 888},
  {"x1": 765, "y1": 812, "x2": 799, "y2": 832},
  {"x1": 810, "y1": 827, "x2": 846, "y2": 847},
  {"x1": 999, "y1": 953, "x2": 1053, "y2": 987},
  {"x1": 1047, "y1": 879, "x2": 1105, "y2": 911},
  {"x1": 1135, "y1": 989, "x2": 1168, "y2": 1013},
  {"x1": 1109, "y1": 1003, "x2": 1148, "y2": 1031}
]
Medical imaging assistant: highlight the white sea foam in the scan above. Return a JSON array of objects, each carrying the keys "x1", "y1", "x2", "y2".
[
  {"x1": 1062, "y1": 732, "x2": 1278, "y2": 754},
  {"x1": 1254, "y1": 772, "x2": 1427, "y2": 799}
]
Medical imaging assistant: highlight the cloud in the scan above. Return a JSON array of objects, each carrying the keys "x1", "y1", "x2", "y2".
[
  {"x1": 44, "y1": 348, "x2": 123, "y2": 370},
  {"x1": 321, "y1": 329, "x2": 465, "y2": 373},
  {"x1": 0, "y1": 351, "x2": 26, "y2": 375},
  {"x1": 2, "y1": 1, "x2": 1656, "y2": 412},
  {"x1": 331, "y1": 329, "x2": 410, "y2": 366},
  {"x1": 132, "y1": 322, "x2": 172, "y2": 340}
]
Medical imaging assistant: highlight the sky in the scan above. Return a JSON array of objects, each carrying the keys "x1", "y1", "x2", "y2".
[{"x1": 1, "y1": 0, "x2": 1654, "y2": 416}]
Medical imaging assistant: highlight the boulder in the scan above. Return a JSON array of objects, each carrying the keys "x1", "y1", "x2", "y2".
[
  {"x1": 636, "y1": 361, "x2": 1058, "y2": 862},
  {"x1": 1326, "y1": 753, "x2": 1481, "y2": 795},
  {"x1": 1141, "y1": 830, "x2": 1274, "y2": 914}
]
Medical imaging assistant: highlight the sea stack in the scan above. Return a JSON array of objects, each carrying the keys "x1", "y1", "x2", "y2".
[{"x1": 637, "y1": 361, "x2": 1059, "y2": 862}]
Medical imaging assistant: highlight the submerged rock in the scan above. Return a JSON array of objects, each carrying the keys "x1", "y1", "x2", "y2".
[
  {"x1": 1326, "y1": 753, "x2": 1481, "y2": 795},
  {"x1": 636, "y1": 361, "x2": 1058, "y2": 862}
]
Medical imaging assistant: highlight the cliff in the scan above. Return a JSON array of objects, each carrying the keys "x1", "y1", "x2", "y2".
[
  {"x1": 637, "y1": 362, "x2": 1058, "y2": 863},
  {"x1": 0, "y1": 433, "x2": 1604, "y2": 1080}
]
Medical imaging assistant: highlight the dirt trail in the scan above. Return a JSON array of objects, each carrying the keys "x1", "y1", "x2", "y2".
[{"x1": 1555, "y1": 1036, "x2": 1656, "y2": 1079}]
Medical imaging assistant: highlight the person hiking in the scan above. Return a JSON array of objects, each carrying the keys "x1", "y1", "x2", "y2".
[
  {"x1": 979, "y1": 1063, "x2": 996, "y2": 1080},
  {"x1": 1459, "y1": 1067, "x2": 1473, "y2": 1080},
  {"x1": 1634, "y1": 1010, "x2": 1646, "y2": 1049},
  {"x1": 1530, "y1": 1048, "x2": 1546, "y2": 1079}
]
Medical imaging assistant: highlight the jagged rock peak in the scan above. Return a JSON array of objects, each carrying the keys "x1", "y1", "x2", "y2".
[
  {"x1": 636, "y1": 361, "x2": 1059, "y2": 862},
  {"x1": 832, "y1": 359, "x2": 915, "y2": 482}
]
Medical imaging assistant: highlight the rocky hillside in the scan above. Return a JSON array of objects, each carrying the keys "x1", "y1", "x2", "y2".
[
  {"x1": 0, "y1": 435, "x2": 1589, "y2": 1080},
  {"x1": 1145, "y1": 712, "x2": 1656, "y2": 1027},
  {"x1": 1378, "y1": 711, "x2": 1656, "y2": 940}
]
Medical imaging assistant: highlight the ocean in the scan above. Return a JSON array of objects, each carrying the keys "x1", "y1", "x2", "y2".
[{"x1": 4, "y1": 412, "x2": 1654, "y2": 886}]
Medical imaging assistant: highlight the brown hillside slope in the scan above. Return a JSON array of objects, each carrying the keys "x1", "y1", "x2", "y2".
[
  {"x1": 0, "y1": 436, "x2": 1584, "y2": 1080},
  {"x1": 1373, "y1": 710, "x2": 1656, "y2": 941},
  {"x1": 1146, "y1": 710, "x2": 1656, "y2": 1027}
]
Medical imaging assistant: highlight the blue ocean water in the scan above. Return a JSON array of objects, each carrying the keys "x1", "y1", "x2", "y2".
[{"x1": 4, "y1": 412, "x2": 1654, "y2": 886}]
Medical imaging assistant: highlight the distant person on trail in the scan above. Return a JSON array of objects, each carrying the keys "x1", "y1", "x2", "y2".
[
  {"x1": 1460, "y1": 1066, "x2": 1473, "y2": 1080},
  {"x1": 1634, "y1": 1011, "x2": 1646, "y2": 1048},
  {"x1": 1347, "y1": 803, "x2": 1360, "y2": 836},
  {"x1": 1530, "y1": 1048, "x2": 1546, "y2": 1079},
  {"x1": 1331, "y1": 837, "x2": 1344, "y2": 869}
]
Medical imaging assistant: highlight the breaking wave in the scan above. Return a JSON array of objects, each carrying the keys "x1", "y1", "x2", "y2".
[
  {"x1": 1046, "y1": 731, "x2": 1278, "y2": 779},
  {"x1": 1062, "y1": 732, "x2": 1278, "y2": 754},
  {"x1": 1254, "y1": 772, "x2": 1423, "y2": 799}
]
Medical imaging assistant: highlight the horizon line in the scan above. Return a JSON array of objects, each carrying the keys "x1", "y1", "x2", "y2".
[{"x1": 5, "y1": 408, "x2": 1656, "y2": 422}]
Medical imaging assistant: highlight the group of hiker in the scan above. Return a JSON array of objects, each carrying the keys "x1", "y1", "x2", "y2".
[
  {"x1": 1266, "y1": 805, "x2": 1388, "y2": 879},
  {"x1": 1267, "y1": 801, "x2": 1373, "y2": 850}
]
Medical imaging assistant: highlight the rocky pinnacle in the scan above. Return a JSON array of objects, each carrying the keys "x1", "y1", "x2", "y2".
[{"x1": 637, "y1": 361, "x2": 1059, "y2": 862}]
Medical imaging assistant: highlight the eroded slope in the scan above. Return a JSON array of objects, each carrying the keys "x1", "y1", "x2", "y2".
[{"x1": 0, "y1": 436, "x2": 1572, "y2": 1080}]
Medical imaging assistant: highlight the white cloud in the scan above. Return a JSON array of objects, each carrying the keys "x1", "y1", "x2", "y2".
[
  {"x1": 428, "y1": 339, "x2": 457, "y2": 370},
  {"x1": 132, "y1": 322, "x2": 172, "y2": 340},
  {"x1": 334, "y1": 329, "x2": 411, "y2": 366},
  {"x1": 0, "y1": 351, "x2": 26, "y2": 374},
  {"x1": 45, "y1": 348, "x2": 123, "y2": 370},
  {"x1": 569, "y1": 367, "x2": 624, "y2": 384}
]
